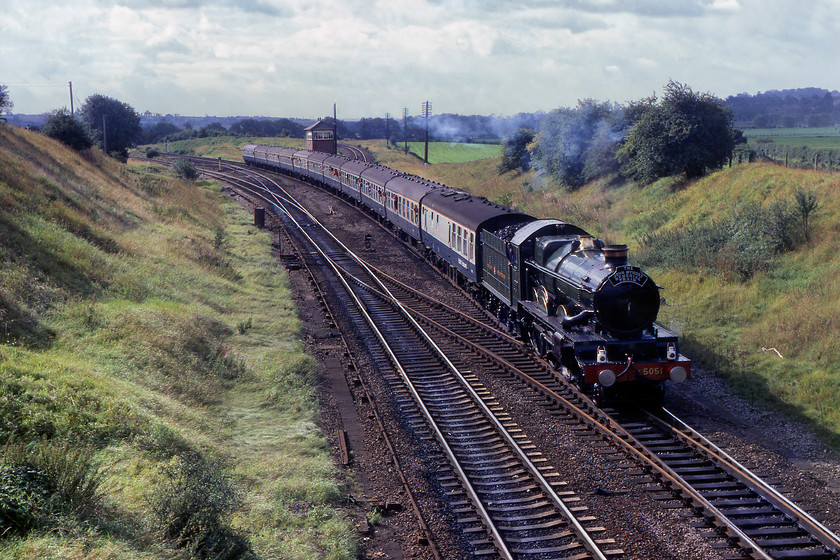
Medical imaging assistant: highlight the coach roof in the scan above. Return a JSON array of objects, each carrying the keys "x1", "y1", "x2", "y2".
[{"x1": 422, "y1": 188, "x2": 529, "y2": 231}]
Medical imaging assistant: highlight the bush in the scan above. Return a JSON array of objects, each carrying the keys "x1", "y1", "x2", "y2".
[
  {"x1": 637, "y1": 198, "x2": 801, "y2": 280},
  {"x1": 173, "y1": 158, "x2": 200, "y2": 181},
  {"x1": 41, "y1": 110, "x2": 93, "y2": 151},
  {"x1": 498, "y1": 128, "x2": 534, "y2": 174},
  {"x1": 0, "y1": 464, "x2": 47, "y2": 535},
  {"x1": 0, "y1": 438, "x2": 104, "y2": 536},
  {"x1": 147, "y1": 452, "x2": 253, "y2": 559},
  {"x1": 145, "y1": 147, "x2": 161, "y2": 158}
]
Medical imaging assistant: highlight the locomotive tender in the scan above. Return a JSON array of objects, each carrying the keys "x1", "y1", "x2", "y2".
[{"x1": 243, "y1": 144, "x2": 689, "y2": 401}]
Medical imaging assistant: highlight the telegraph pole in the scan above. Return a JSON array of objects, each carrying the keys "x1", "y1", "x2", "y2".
[
  {"x1": 385, "y1": 112, "x2": 390, "y2": 148},
  {"x1": 333, "y1": 103, "x2": 337, "y2": 154},
  {"x1": 403, "y1": 107, "x2": 409, "y2": 154},
  {"x1": 68, "y1": 81, "x2": 74, "y2": 116},
  {"x1": 102, "y1": 115, "x2": 107, "y2": 154},
  {"x1": 421, "y1": 100, "x2": 432, "y2": 164}
]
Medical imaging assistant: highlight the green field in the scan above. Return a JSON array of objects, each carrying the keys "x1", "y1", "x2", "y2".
[
  {"x1": 402, "y1": 141, "x2": 502, "y2": 164},
  {"x1": 743, "y1": 127, "x2": 840, "y2": 149}
]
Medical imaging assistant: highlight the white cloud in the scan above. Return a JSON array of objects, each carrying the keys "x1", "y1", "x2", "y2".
[{"x1": 1, "y1": 0, "x2": 838, "y2": 117}]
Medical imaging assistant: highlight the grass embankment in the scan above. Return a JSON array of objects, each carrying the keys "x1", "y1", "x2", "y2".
[
  {"x1": 364, "y1": 141, "x2": 840, "y2": 447},
  {"x1": 150, "y1": 136, "x2": 305, "y2": 160},
  {"x1": 0, "y1": 126, "x2": 355, "y2": 559}
]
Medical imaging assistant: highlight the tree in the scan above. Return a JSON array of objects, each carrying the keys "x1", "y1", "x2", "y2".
[
  {"x1": 793, "y1": 187, "x2": 819, "y2": 242},
  {"x1": 531, "y1": 99, "x2": 625, "y2": 187},
  {"x1": 0, "y1": 84, "x2": 12, "y2": 115},
  {"x1": 41, "y1": 109, "x2": 93, "y2": 150},
  {"x1": 620, "y1": 81, "x2": 736, "y2": 184},
  {"x1": 143, "y1": 121, "x2": 181, "y2": 144},
  {"x1": 498, "y1": 128, "x2": 534, "y2": 174},
  {"x1": 78, "y1": 94, "x2": 142, "y2": 160}
]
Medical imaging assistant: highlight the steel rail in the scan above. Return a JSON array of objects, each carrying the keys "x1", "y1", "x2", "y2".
[
  {"x1": 656, "y1": 407, "x2": 840, "y2": 555},
  {"x1": 262, "y1": 187, "x2": 517, "y2": 560}
]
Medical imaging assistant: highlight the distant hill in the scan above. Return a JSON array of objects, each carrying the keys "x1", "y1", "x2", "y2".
[{"x1": 724, "y1": 87, "x2": 840, "y2": 128}]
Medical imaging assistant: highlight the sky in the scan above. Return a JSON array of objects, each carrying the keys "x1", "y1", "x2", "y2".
[{"x1": 2, "y1": 0, "x2": 838, "y2": 120}]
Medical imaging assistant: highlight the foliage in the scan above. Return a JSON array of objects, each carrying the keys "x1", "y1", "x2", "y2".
[
  {"x1": 78, "y1": 94, "x2": 142, "y2": 159},
  {"x1": 620, "y1": 81, "x2": 736, "y2": 184},
  {"x1": 0, "y1": 85, "x2": 12, "y2": 115},
  {"x1": 228, "y1": 118, "x2": 305, "y2": 138},
  {"x1": 793, "y1": 187, "x2": 819, "y2": 241},
  {"x1": 636, "y1": 195, "x2": 806, "y2": 280},
  {"x1": 1, "y1": 438, "x2": 104, "y2": 536},
  {"x1": 498, "y1": 128, "x2": 534, "y2": 174},
  {"x1": 147, "y1": 453, "x2": 253, "y2": 559},
  {"x1": 143, "y1": 121, "x2": 181, "y2": 144},
  {"x1": 530, "y1": 99, "x2": 625, "y2": 188},
  {"x1": 41, "y1": 110, "x2": 93, "y2": 151},
  {"x1": 725, "y1": 87, "x2": 839, "y2": 128},
  {"x1": 173, "y1": 158, "x2": 200, "y2": 181}
]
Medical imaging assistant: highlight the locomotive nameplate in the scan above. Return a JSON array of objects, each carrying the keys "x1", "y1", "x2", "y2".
[{"x1": 609, "y1": 267, "x2": 647, "y2": 287}]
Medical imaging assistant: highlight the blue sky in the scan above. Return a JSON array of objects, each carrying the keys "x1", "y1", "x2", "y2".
[{"x1": 2, "y1": 0, "x2": 837, "y2": 119}]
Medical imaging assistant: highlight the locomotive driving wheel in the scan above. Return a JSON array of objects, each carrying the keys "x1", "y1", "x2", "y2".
[{"x1": 529, "y1": 326, "x2": 547, "y2": 358}]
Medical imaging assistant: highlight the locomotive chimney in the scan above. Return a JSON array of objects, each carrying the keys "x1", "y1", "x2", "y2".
[{"x1": 604, "y1": 244, "x2": 629, "y2": 267}]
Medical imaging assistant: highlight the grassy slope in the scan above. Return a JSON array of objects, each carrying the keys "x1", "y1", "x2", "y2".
[
  {"x1": 362, "y1": 142, "x2": 840, "y2": 446},
  {"x1": 0, "y1": 127, "x2": 354, "y2": 559}
]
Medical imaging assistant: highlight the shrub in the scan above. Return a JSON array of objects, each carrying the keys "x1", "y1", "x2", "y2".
[
  {"x1": 147, "y1": 452, "x2": 253, "y2": 559},
  {"x1": 0, "y1": 438, "x2": 104, "y2": 536},
  {"x1": 41, "y1": 110, "x2": 93, "y2": 151},
  {"x1": 0, "y1": 464, "x2": 47, "y2": 535},
  {"x1": 173, "y1": 158, "x2": 200, "y2": 181},
  {"x1": 637, "y1": 198, "x2": 801, "y2": 280}
]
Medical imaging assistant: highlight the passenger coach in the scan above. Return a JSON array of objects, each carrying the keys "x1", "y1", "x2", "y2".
[{"x1": 421, "y1": 189, "x2": 528, "y2": 282}]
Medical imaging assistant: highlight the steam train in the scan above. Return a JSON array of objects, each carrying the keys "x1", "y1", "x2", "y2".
[{"x1": 243, "y1": 144, "x2": 689, "y2": 402}]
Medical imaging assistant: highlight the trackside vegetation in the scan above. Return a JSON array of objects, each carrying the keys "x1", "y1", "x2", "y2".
[{"x1": 0, "y1": 126, "x2": 355, "y2": 559}]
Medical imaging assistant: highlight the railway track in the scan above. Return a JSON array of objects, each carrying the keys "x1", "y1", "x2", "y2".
[
  {"x1": 239, "y1": 165, "x2": 619, "y2": 559},
  {"x1": 368, "y1": 266, "x2": 840, "y2": 560},
  {"x1": 338, "y1": 143, "x2": 370, "y2": 162},
  {"x1": 169, "y1": 154, "x2": 840, "y2": 559}
]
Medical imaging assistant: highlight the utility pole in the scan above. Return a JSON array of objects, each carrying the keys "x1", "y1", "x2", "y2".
[
  {"x1": 333, "y1": 103, "x2": 337, "y2": 154},
  {"x1": 403, "y1": 108, "x2": 409, "y2": 154},
  {"x1": 102, "y1": 115, "x2": 107, "y2": 155},
  {"x1": 68, "y1": 81, "x2": 74, "y2": 116},
  {"x1": 385, "y1": 112, "x2": 390, "y2": 147},
  {"x1": 421, "y1": 100, "x2": 432, "y2": 164}
]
